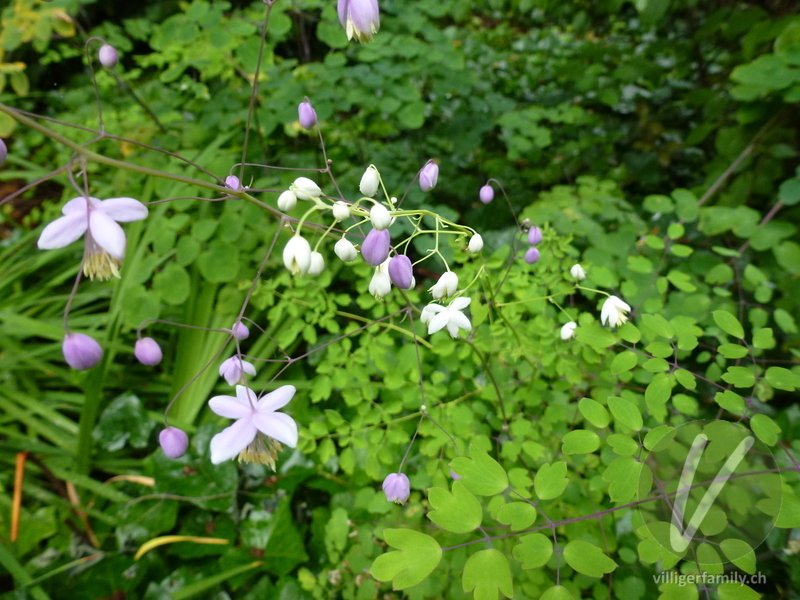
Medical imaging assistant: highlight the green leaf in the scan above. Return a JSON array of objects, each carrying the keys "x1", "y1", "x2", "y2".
[
  {"x1": 750, "y1": 414, "x2": 781, "y2": 446},
  {"x1": 645, "y1": 374, "x2": 672, "y2": 408},
  {"x1": 721, "y1": 367, "x2": 756, "y2": 388},
  {"x1": 641, "y1": 314, "x2": 674, "y2": 339},
  {"x1": 715, "y1": 391, "x2": 745, "y2": 415},
  {"x1": 462, "y1": 549, "x2": 514, "y2": 600},
  {"x1": 775, "y1": 308, "x2": 798, "y2": 333},
  {"x1": 607, "y1": 434, "x2": 638, "y2": 456},
  {"x1": 618, "y1": 322, "x2": 641, "y2": 343},
  {"x1": 497, "y1": 502, "x2": 537, "y2": 531},
  {"x1": 561, "y1": 430, "x2": 600, "y2": 454},
  {"x1": 720, "y1": 539, "x2": 756, "y2": 574},
  {"x1": 575, "y1": 322, "x2": 617, "y2": 348},
  {"x1": 540, "y1": 586, "x2": 575, "y2": 600},
  {"x1": 667, "y1": 270, "x2": 697, "y2": 292},
  {"x1": 450, "y1": 444, "x2": 509, "y2": 496},
  {"x1": 611, "y1": 351, "x2": 638, "y2": 374},
  {"x1": 752, "y1": 328, "x2": 775, "y2": 349},
  {"x1": 765, "y1": 366, "x2": 800, "y2": 391},
  {"x1": 607, "y1": 396, "x2": 643, "y2": 431},
  {"x1": 657, "y1": 582, "x2": 699, "y2": 600},
  {"x1": 717, "y1": 582, "x2": 761, "y2": 600},
  {"x1": 713, "y1": 310, "x2": 745, "y2": 339},
  {"x1": 369, "y1": 529, "x2": 442, "y2": 590},
  {"x1": 775, "y1": 492, "x2": 800, "y2": 528},
  {"x1": 779, "y1": 177, "x2": 800, "y2": 205},
  {"x1": 427, "y1": 481, "x2": 483, "y2": 534},
  {"x1": 644, "y1": 426, "x2": 675, "y2": 450},
  {"x1": 718, "y1": 343, "x2": 749, "y2": 359},
  {"x1": 579, "y1": 398, "x2": 610, "y2": 428},
  {"x1": 534, "y1": 462, "x2": 569, "y2": 500},
  {"x1": 93, "y1": 393, "x2": 155, "y2": 451},
  {"x1": 562, "y1": 540, "x2": 617, "y2": 578},
  {"x1": 512, "y1": 533, "x2": 553, "y2": 569},
  {"x1": 673, "y1": 369, "x2": 696, "y2": 390},
  {"x1": 602, "y1": 456, "x2": 642, "y2": 502}
]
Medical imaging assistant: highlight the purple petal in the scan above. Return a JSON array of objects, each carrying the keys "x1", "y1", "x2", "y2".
[
  {"x1": 256, "y1": 385, "x2": 297, "y2": 413},
  {"x1": 252, "y1": 412, "x2": 299, "y2": 448},
  {"x1": 210, "y1": 418, "x2": 257, "y2": 464},
  {"x1": 98, "y1": 197, "x2": 148, "y2": 222},
  {"x1": 37, "y1": 212, "x2": 88, "y2": 250},
  {"x1": 62, "y1": 197, "x2": 96, "y2": 215},
  {"x1": 88, "y1": 210, "x2": 127, "y2": 259},
  {"x1": 337, "y1": 0, "x2": 349, "y2": 28},
  {"x1": 209, "y1": 393, "x2": 253, "y2": 419},
  {"x1": 349, "y1": 0, "x2": 380, "y2": 35}
]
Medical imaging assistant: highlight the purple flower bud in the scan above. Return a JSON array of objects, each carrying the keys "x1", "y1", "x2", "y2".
[
  {"x1": 231, "y1": 321, "x2": 249, "y2": 340},
  {"x1": 419, "y1": 161, "x2": 439, "y2": 192},
  {"x1": 338, "y1": 0, "x2": 380, "y2": 43},
  {"x1": 479, "y1": 184, "x2": 494, "y2": 204},
  {"x1": 98, "y1": 44, "x2": 118, "y2": 69},
  {"x1": 361, "y1": 228, "x2": 391, "y2": 266},
  {"x1": 382, "y1": 472, "x2": 410, "y2": 504},
  {"x1": 225, "y1": 175, "x2": 241, "y2": 191},
  {"x1": 219, "y1": 356, "x2": 256, "y2": 385},
  {"x1": 62, "y1": 333, "x2": 103, "y2": 370},
  {"x1": 298, "y1": 100, "x2": 317, "y2": 129},
  {"x1": 450, "y1": 469, "x2": 462, "y2": 480},
  {"x1": 159, "y1": 427, "x2": 189, "y2": 459},
  {"x1": 527, "y1": 226, "x2": 542, "y2": 246},
  {"x1": 135, "y1": 337, "x2": 163, "y2": 366},
  {"x1": 525, "y1": 247, "x2": 541, "y2": 264},
  {"x1": 388, "y1": 255, "x2": 413, "y2": 290},
  {"x1": 0, "y1": 139, "x2": 7, "y2": 167}
]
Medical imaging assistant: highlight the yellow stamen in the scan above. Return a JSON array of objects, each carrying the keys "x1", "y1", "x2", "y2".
[{"x1": 238, "y1": 433, "x2": 283, "y2": 471}]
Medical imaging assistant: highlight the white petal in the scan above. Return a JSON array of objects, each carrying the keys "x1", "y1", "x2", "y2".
[
  {"x1": 209, "y1": 392, "x2": 253, "y2": 419},
  {"x1": 450, "y1": 297, "x2": 471, "y2": 311},
  {"x1": 449, "y1": 311, "x2": 472, "y2": 332},
  {"x1": 62, "y1": 196, "x2": 96, "y2": 214},
  {"x1": 98, "y1": 197, "x2": 148, "y2": 222},
  {"x1": 252, "y1": 412, "x2": 299, "y2": 448},
  {"x1": 256, "y1": 385, "x2": 296, "y2": 413},
  {"x1": 88, "y1": 210, "x2": 127, "y2": 259},
  {"x1": 37, "y1": 212, "x2": 88, "y2": 249},
  {"x1": 428, "y1": 312, "x2": 449, "y2": 335},
  {"x1": 446, "y1": 320, "x2": 460, "y2": 338},
  {"x1": 426, "y1": 304, "x2": 445, "y2": 314},
  {"x1": 210, "y1": 418, "x2": 257, "y2": 464},
  {"x1": 241, "y1": 361, "x2": 256, "y2": 376}
]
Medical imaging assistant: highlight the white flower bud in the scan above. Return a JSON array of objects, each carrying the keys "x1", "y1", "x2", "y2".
[
  {"x1": 283, "y1": 235, "x2": 312, "y2": 275},
  {"x1": 468, "y1": 234, "x2": 483, "y2": 253},
  {"x1": 334, "y1": 238, "x2": 358, "y2": 262},
  {"x1": 290, "y1": 177, "x2": 322, "y2": 201},
  {"x1": 360, "y1": 166, "x2": 380, "y2": 198},
  {"x1": 369, "y1": 270, "x2": 392, "y2": 299},
  {"x1": 308, "y1": 251, "x2": 325, "y2": 276},
  {"x1": 332, "y1": 201, "x2": 351, "y2": 221},
  {"x1": 570, "y1": 264, "x2": 586, "y2": 281},
  {"x1": 277, "y1": 190, "x2": 297, "y2": 212},
  {"x1": 560, "y1": 321, "x2": 577, "y2": 340},
  {"x1": 430, "y1": 271, "x2": 458, "y2": 300},
  {"x1": 370, "y1": 203, "x2": 392, "y2": 230}
]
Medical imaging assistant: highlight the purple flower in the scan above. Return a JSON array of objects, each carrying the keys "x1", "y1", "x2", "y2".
[
  {"x1": 225, "y1": 175, "x2": 241, "y2": 191},
  {"x1": 382, "y1": 472, "x2": 410, "y2": 504},
  {"x1": 527, "y1": 226, "x2": 542, "y2": 246},
  {"x1": 388, "y1": 255, "x2": 413, "y2": 290},
  {"x1": 361, "y1": 228, "x2": 391, "y2": 266},
  {"x1": 0, "y1": 139, "x2": 7, "y2": 167},
  {"x1": 135, "y1": 337, "x2": 163, "y2": 366},
  {"x1": 99, "y1": 44, "x2": 118, "y2": 68},
  {"x1": 479, "y1": 185, "x2": 494, "y2": 204},
  {"x1": 338, "y1": 0, "x2": 380, "y2": 43},
  {"x1": 419, "y1": 161, "x2": 439, "y2": 192},
  {"x1": 298, "y1": 100, "x2": 317, "y2": 129},
  {"x1": 231, "y1": 321, "x2": 250, "y2": 340},
  {"x1": 159, "y1": 427, "x2": 189, "y2": 459},
  {"x1": 525, "y1": 247, "x2": 541, "y2": 264},
  {"x1": 62, "y1": 333, "x2": 103, "y2": 370},
  {"x1": 219, "y1": 356, "x2": 257, "y2": 386}
]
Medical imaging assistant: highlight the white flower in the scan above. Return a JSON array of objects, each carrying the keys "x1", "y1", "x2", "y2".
[
  {"x1": 37, "y1": 196, "x2": 148, "y2": 280},
  {"x1": 219, "y1": 356, "x2": 257, "y2": 386},
  {"x1": 209, "y1": 385, "x2": 298, "y2": 468},
  {"x1": 419, "y1": 304, "x2": 437, "y2": 326},
  {"x1": 570, "y1": 264, "x2": 586, "y2": 281},
  {"x1": 369, "y1": 269, "x2": 392, "y2": 299},
  {"x1": 601, "y1": 295, "x2": 631, "y2": 328},
  {"x1": 277, "y1": 190, "x2": 297, "y2": 211},
  {"x1": 332, "y1": 201, "x2": 351, "y2": 221},
  {"x1": 308, "y1": 251, "x2": 325, "y2": 276},
  {"x1": 370, "y1": 203, "x2": 392, "y2": 230},
  {"x1": 360, "y1": 166, "x2": 380, "y2": 197},
  {"x1": 283, "y1": 235, "x2": 312, "y2": 275},
  {"x1": 560, "y1": 321, "x2": 577, "y2": 340},
  {"x1": 426, "y1": 297, "x2": 472, "y2": 338},
  {"x1": 430, "y1": 271, "x2": 458, "y2": 300},
  {"x1": 468, "y1": 234, "x2": 483, "y2": 253},
  {"x1": 290, "y1": 177, "x2": 322, "y2": 201},
  {"x1": 334, "y1": 238, "x2": 358, "y2": 262}
]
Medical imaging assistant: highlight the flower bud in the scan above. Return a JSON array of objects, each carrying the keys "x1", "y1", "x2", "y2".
[
  {"x1": 560, "y1": 321, "x2": 577, "y2": 340},
  {"x1": 290, "y1": 177, "x2": 322, "y2": 201},
  {"x1": 382, "y1": 472, "x2": 410, "y2": 504},
  {"x1": 369, "y1": 270, "x2": 392, "y2": 299},
  {"x1": 277, "y1": 190, "x2": 297, "y2": 212},
  {"x1": 225, "y1": 175, "x2": 241, "y2": 191},
  {"x1": 419, "y1": 161, "x2": 439, "y2": 192},
  {"x1": 338, "y1": 0, "x2": 381, "y2": 43},
  {"x1": 159, "y1": 427, "x2": 189, "y2": 459},
  {"x1": 231, "y1": 321, "x2": 250, "y2": 340},
  {"x1": 388, "y1": 255, "x2": 413, "y2": 289},
  {"x1": 570, "y1": 263, "x2": 586, "y2": 281},
  {"x1": 308, "y1": 251, "x2": 325, "y2": 276},
  {"x1": 0, "y1": 139, "x2": 7, "y2": 167},
  {"x1": 135, "y1": 337, "x2": 163, "y2": 365},
  {"x1": 360, "y1": 166, "x2": 380, "y2": 197},
  {"x1": 332, "y1": 201, "x2": 351, "y2": 221},
  {"x1": 283, "y1": 235, "x2": 312, "y2": 275},
  {"x1": 468, "y1": 234, "x2": 483, "y2": 253},
  {"x1": 527, "y1": 226, "x2": 542, "y2": 246},
  {"x1": 370, "y1": 203, "x2": 392, "y2": 230},
  {"x1": 335, "y1": 238, "x2": 358, "y2": 262},
  {"x1": 219, "y1": 356, "x2": 256, "y2": 385},
  {"x1": 62, "y1": 333, "x2": 103, "y2": 370},
  {"x1": 98, "y1": 44, "x2": 118, "y2": 68},
  {"x1": 361, "y1": 228, "x2": 391, "y2": 266},
  {"x1": 524, "y1": 247, "x2": 540, "y2": 264},
  {"x1": 479, "y1": 184, "x2": 494, "y2": 204},
  {"x1": 430, "y1": 271, "x2": 458, "y2": 300},
  {"x1": 298, "y1": 100, "x2": 317, "y2": 129}
]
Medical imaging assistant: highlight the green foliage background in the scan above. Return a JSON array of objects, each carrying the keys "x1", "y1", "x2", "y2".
[{"x1": 1, "y1": 0, "x2": 800, "y2": 599}]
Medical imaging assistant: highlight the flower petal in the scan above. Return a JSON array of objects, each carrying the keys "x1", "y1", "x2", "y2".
[
  {"x1": 209, "y1": 418, "x2": 257, "y2": 464},
  {"x1": 88, "y1": 210, "x2": 127, "y2": 259},
  {"x1": 449, "y1": 311, "x2": 472, "y2": 332},
  {"x1": 252, "y1": 412, "x2": 299, "y2": 448},
  {"x1": 425, "y1": 304, "x2": 445, "y2": 314},
  {"x1": 450, "y1": 297, "x2": 471, "y2": 311},
  {"x1": 62, "y1": 197, "x2": 97, "y2": 215},
  {"x1": 37, "y1": 212, "x2": 88, "y2": 250},
  {"x1": 256, "y1": 385, "x2": 296, "y2": 413},
  {"x1": 209, "y1": 393, "x2": 253, "y2": 419},
  {"x1": 98, "y1": 197, "x2": 149, "y2": 222},
  {"x1": 428, "y1": 311, "x2": 449, "y2": 335}
]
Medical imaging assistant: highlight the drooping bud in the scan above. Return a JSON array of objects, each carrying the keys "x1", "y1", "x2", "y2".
[
  {"x1": 361, "y1": 228, "x2": 391, "y2": 266},
  {"x1": 335, "y1": 238, "x2": 358, "y2": 262},
  {"x1": 479, "y1": 184, "x2": 494, "y2": 204},
  {"x1": 527, "y1": 226, "x2": 542, "y2": 246},
  {"x1": 360, "y1": 166, "x2": 380, "y2": 197},
  {"x1": 560, "y1": 321, "x2": 577, "y2": 340},
  {"x1": 370, "y1": 203, "x2": 392, "y2": 230},
  {"x1": 419, "y1": 161, "x2": 439, "y2": 192},
  {"x1": 308, "y1": 251, "x2": 325, "y2": 276},
  {"x1": 332, "y1": 201, "x2": 351, "y2": 221},
  {"x1": 290, "y1": 177, "x2": 322, "y2": 201},
  {"x1": 338, "y1": 0, "x2": 380, "y2": 44},
  {"x1": 0, "y1": 139, "x2": 7, "y2": 167},
  {"x1": 388, "y1": 255, "x2": 414, "y2": 290},
  {"x1": 283, "y1": 235, "x2": 312, "y2": 275},
  {"x1": 225, "y1": 175, "x2": 241, "y2": 191},
  {"x1": 219, "y1": 356, "x2": 256, "y2": 386},
  {"x1": 159, "y1": 427, "x2": 189, "y2": 459},
  {"x1": 135, "y1": 337, "x2": 163, "y2": 365},
  {"x1": 525, "y1": 247, "x2": 540, "y2": 264},
  {"x1": 298, "y1": 100, "x2": 317, "y2": 129},
  {"x1": 98, "y1": 44, "x2": 118, "y2": 69},
  {"x1": 277, "y1": 190, "x2": 297, "y2": 212},
  {"x1": 570, "y1": 264, "x2": 586, "y2": 281},
  {"x1": 231, "y1": 321, "x2": 250, "y2": 340},
  {"x1": 382, "y1": 472, "x2": 410, "y2": 504},
  {"x1": 468, "y1": 234, "x2": 483, "y2": 253},
  {"x1": 369, "y1": 269, "x2": 392, "y2": 299},
  {"x1": 430, "y1": 271, "x2": 458, "y2": 300},
  {"x1": 62, "y1": 333, "x2": 103, "y2": 370}
]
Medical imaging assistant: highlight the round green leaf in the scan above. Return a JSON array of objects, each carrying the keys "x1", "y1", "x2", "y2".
[
  {"x1": 450, "y1": 444, "x2": 508, "y2": 496},
  {"x1": 713, "y1": 310, "x2": 745, "y2": 339},
  {"x1": 750, "y1": 414, "x2": 781, "y2": 446},
  {"x1": 512, "y1": 533, "x2": 553, "y2": 569},
  {"x1": 561, "y1": 430, "x2": 600, "y2": 455},
  {"x1": 369, "y1": 529, "x2": 442, "y2": 590},
  {"x1": 427, "y1": 481, "x2": 483, "y2": 534},
  {"x1": 462, "y1": 549, "x2": 514, "y2": 600},
  {"x1": 534, "y1": 462, "x2": 569, "y2": 501},
  {"x1": 579, "y1": 398, "x2": 610, "y2": 429},
  {"x1": 563, "y1": 540, "x2": 618, "y2": 578},
  {"x1": 611, "y1": 351, "x2": 638, "y2": 374},
  {"x1": 497, "y1": 502, "x2": 537, "y2": 531},
  {"x1": 607, "y1": 396, "x2": 643, "y2": 431}
]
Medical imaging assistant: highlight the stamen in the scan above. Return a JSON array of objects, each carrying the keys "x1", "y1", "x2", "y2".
[{"x1": 238, "y1": 433, "x2": 283, "y2": 471}]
